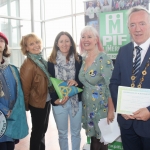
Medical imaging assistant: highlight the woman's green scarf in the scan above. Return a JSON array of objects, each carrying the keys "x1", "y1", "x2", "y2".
[{"x1": 27, "y1": 52, "x2": 52, "y2": 88}]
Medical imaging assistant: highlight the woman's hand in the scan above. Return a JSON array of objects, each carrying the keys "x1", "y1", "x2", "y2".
[
  {"x1": 54, "y1": 96, "x2": 69, "y2": 105},
  {"x1": 107, "y1": 109, "x2": 114, "y2": 124},
  {"x1": 6, "y1": 110, "x2": 12, "y2": 118},
  {"x1": 67, "y1": 79, "x2": 78, "y2": 86},
  {"x1": 107, "y1": 97, "x2": 115, "y2": 124}
]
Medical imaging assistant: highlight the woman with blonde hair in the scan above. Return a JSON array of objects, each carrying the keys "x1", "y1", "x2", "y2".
[
  {"x1": 20, "y1": 33, "x2": 53, "y2": 150},
  {"x1": 79, "y1": 26, "x2": 114, "y2": 150}
]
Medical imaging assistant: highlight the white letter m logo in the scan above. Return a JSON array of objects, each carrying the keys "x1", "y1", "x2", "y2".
[{"x1": 106, "y1": 13, "x2": 123, "y2": 35}]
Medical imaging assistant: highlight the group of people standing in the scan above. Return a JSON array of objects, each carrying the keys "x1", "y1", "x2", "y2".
[{"x1": 0, "y1": 5, "x2": 150, "y2": 150}]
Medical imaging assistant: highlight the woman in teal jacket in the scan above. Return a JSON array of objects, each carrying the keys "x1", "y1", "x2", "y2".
[{"x1": 0, "y1": 32, "x2": 28, "y2": 150}]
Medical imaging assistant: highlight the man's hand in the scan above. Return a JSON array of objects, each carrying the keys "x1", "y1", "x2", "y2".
[
  {"x1": 133, "y1": 108, "x2": 150, "y2": 121},
  {"x1": 121, "y1": 114, "x2": 135, "y2": 120}
]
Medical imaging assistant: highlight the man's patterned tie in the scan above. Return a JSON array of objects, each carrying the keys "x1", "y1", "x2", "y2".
[{"x1": 133, "y1": 46, "x2": 142, "y2": 76}]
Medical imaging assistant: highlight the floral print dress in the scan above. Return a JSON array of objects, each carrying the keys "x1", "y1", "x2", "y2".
[{"x1": 79, "y1": 52, "x2": 113, "y2": 139}]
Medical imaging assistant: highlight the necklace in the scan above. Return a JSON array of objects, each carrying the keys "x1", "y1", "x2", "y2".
[{"x1": 131, "y1": 58, "x2": 150, "y2": 88}]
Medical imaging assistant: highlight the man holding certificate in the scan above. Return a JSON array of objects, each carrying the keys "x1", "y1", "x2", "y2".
[{"x1": 109, "y1": 6, "x2": 150, "y2": 150}]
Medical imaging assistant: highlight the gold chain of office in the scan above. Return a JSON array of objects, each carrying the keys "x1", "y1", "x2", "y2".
[{"x1": 131, "y1": 59, "x2": 150, "y2": 88}]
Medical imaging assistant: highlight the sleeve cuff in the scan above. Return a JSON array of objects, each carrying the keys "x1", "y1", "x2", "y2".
[{"x1": 147, "y1": 106, "x2": 150, "y2": 112}]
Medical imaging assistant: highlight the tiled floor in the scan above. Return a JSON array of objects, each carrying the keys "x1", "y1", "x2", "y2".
[{"x1": 15, "y1": 110, "x2": 86, "y2": 150}]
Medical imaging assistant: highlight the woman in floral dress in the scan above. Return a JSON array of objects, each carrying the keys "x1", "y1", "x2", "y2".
[{"x1": 79, "y1": 26, "x2": 114, "y2": 150}]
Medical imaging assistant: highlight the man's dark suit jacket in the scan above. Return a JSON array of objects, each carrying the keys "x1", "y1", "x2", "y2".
[{"x1": 109, "y1": 42, "x2": 150, "y2": 138}]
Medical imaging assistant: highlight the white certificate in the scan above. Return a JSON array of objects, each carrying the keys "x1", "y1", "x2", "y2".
[{"x1": 116, "y1": 86, "x2": 150, "y2": 115}]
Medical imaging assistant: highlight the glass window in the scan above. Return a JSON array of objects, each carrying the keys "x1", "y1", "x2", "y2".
[
  {"x1": 44, "y1": 0, "x2": 72, "y2": 19},
  {"x1": 0, "y1": 18, "x2": 22, "y2": 47},
  {"x1": 10, "y1": 49, "x2": 22, "y2": 68},
  {"x1": 72, "y1": 15, "x2": 84, "y2": 53},
  {"x1": 0, "y1": 18, "x2": 8, "y2": 32},
  {"x1": 44, "y1": 48, "x2": 52, "y2": 60},
  {"x1": 34, "y1": 21, "x2": 41, "y2": 38},
  {"x1": 73, "y1": 0, "x2": 84, "y2": 14},
  {"x1": 76, "y1": 15, "x2": 85, "y2": 46},
  {"x1": 11, "y1": 19, "x2": 22, "y2": 47},
  {"x1": 0, "y1": 18, "x2": 11, "y2": 45},
  {"x1": 20, "y1": 20, "x2": 31, "y2": 36},
  {"x1": 12, "y1": 27, "x2": 19, "y2": 47},
  {"x1": 20, "y1": 0, "x2": 31, "y2": 19},
  {"x1": 0, "y1": 0, "x2": 89, "y2": 66},
  {"x1": 1, "y1": 18, "x2": 30, "y2": 47},
  {"x1": 11, "y1": 1, "x2": 17, "y2": 17},
  {"x1": 0, "y1": 2, "x2": 7, "y2": 15},
  {"x1": 45, "y1": 17, "x2": 72, "y2": 47},
  {"x1": 34, "y1": 0, "x2": 41, "y2": 20}
]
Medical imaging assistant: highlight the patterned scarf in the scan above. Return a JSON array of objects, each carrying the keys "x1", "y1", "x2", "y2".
[
  {"x1": 27, "y1": 52, "x2": 52, "y2": 88},
  {"x1": 0, "y1": 56, "x2": 9, "y2": 70},
  {"x1": 55, "y1": 50, "x2": 79, "y2": 117}
]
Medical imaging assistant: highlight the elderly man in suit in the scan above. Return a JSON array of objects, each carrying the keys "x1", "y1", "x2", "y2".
[{"x1": 109, "y1": 6, "x2": 150, "y2": 150}]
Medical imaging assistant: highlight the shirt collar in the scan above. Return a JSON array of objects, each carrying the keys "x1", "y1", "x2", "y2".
[{"x1": 134, "y1": 37, "x2": 150, "y2": 51}]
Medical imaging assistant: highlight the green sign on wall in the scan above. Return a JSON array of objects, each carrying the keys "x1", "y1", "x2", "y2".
[{"x1": 100, "y1": 10, "x2": 130, "y2": 59}]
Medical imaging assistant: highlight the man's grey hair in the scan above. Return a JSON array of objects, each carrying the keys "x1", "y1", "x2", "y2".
[{"x1": 127, "y1": 6, "x2": 150, "y2": 25}]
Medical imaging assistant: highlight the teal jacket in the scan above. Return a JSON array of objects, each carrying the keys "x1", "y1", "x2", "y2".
[{"x1": 5, "y1": 65, "x2": 28, "y2": 139}]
